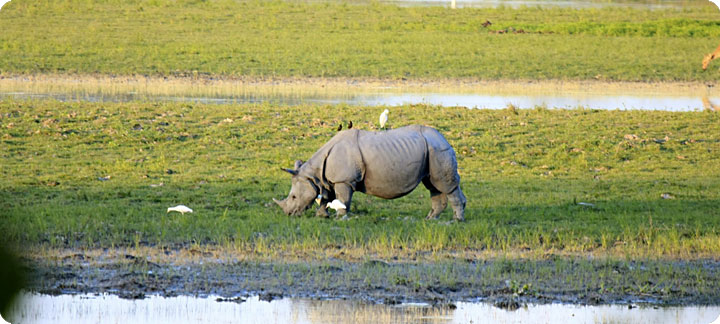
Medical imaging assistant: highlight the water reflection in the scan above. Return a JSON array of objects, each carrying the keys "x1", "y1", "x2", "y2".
[
  {"x1": 702, "y1": 95, "x2": 720, "y2": 111},
  {"x1": 353, "y1": 93, "x2": 716, "y2": 111},
  {"x1": 1, "y1": 91, "x2": 718, "y2": 111},
  {"x1": 7, "y1": 292, "x2": 720, "y2": 324}
]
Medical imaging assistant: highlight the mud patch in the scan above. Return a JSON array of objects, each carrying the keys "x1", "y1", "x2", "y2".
[{"x1": 22, "y1": 250, "x2": 720, "y2": 306}]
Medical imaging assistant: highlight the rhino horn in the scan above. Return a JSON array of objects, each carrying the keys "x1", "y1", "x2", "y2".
[
  {"x1": 273, "y1": 198, "x2": 286, "y2": 209},
  {"x1": 281, "y1": 167, "x2": 298, "y2": 176}
]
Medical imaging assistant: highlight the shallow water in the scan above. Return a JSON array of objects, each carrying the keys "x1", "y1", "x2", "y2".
[
  {"x1": 6, "y1": 292, "x2": 720, "y2": 324},
  {"x1": 1, "y1": 91, "x2": 718, "y2": 111}
]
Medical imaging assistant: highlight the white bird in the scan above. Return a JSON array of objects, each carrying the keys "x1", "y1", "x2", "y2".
[
  {"x1": 167, "y1": 205, "x2": 193, "y2": 214},
  {"x1": 710, "y1": 0, "x2": 720, "y2": 11},
  {"x1": 326, "y1": 199, "x2": 346, "y2": 212},
  {"x1": 379, "y1": 109, "x2": 389, "y2": 129},
  {"x1": 0, "y1": 1, "x2": 10, "y2": 11}
]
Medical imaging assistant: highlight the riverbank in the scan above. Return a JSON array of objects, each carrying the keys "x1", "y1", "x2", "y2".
[
  {"x1": 2, "y1": 74, "x2": 718, "y2": 97},
  {"x1": 24, "y1": 247, "x2": 720, "y2": 306}
]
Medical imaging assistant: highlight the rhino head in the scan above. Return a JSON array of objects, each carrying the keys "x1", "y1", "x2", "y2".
[{"x1": 273, "y1": 160, "x2": 319, "y2": 216}]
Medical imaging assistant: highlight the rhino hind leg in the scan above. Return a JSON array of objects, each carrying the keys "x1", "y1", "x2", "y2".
[
  {"x1": 422, "y1": 178, "x2": 448, "y2": 219},
  {"x1": 446, "y1": 186, "x2": 467, "y2": 221},
  {"x1": 427, "y1": 193, "x2": 448, "y2": 220}
]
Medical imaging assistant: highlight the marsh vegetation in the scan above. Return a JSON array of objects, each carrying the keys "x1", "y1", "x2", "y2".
[
  {"x1": 1, "y1": 0, "x2": 720, "y2": 311},
  {"x1": 2, "y1": 100, "x2": 719, "y2": 259}
]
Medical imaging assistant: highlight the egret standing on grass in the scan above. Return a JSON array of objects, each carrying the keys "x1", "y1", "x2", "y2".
[
  {"x1": 379, "y1": 109, "x2": 389, "y2": 129},
  {"x1": 326, "y1": 199, "x2": 347, "y2": 212},
  {"x1": 167, "y1": 205, "x2": 193, "y2": 214}
]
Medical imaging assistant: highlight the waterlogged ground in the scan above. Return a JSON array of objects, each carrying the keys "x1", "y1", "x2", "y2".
[
  {"x1": 3, "y1": 80, "x2": 720, "y2": 319},
  {"x1": 9, "y1": 292, "x2": 720, "y2": 324},
  {"x1": 3, "y1": 1, "x2": 720, "y2": 321},
  {"x1": 2, "y1": 76, "x2": 720, "y2": 111},
  {"x1": 23, "y1": 249, "x2": 720, "y2": 307},
  {"x1": 4, "y1": 90, "x2": 720, "y2": 111}
]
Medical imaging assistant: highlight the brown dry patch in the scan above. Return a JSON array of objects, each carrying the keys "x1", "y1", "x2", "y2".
[{"x1": 1, "y1": 73, "x2": 718, "y2": 98}]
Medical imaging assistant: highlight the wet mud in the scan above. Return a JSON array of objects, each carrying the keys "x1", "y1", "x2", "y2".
[{"x1": 22, "y1": 250, "x2": 720, "y2": 308}]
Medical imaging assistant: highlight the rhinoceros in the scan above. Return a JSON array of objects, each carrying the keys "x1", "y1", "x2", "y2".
[{"x1": 273, "y1": 125, "x2": 467, "y2": 221}]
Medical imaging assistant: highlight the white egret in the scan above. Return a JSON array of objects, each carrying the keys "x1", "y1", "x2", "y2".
[
  {"x1": 379, "y1": 109, "x2": 389, "y2": 129},
  {"x1": 167, "y1": 205, "x2": 193, "y2": 214},
  {"x1": 326, "y1": 199, "x2": 346, "y2": 212}
]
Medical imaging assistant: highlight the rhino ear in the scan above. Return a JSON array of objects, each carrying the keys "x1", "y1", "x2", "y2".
[
  {"x1": 294, "y1": 160, "x2": 304, "y2": 170},
  {"x1": 281, "y1": 167, "x2": 298, "y2": 176}
]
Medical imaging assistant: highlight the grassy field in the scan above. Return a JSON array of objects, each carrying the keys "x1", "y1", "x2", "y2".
[
  {"x1": 2, "y1": 99, "x2": 719, "y2": 259},
  {"x1": 1, "y1": 0, "x2": 720, "y2": 81}
]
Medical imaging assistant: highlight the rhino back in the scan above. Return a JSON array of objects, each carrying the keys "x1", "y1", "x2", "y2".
[
  {"x1": 300, "y1": 129, "x2": 362, "y2": 186},
  {"x1": 357, "y1": 126, "x2": 429, "y2": 198},
  {"x1": 323, "y1": 130, "x2": 365, "y2": 186}
]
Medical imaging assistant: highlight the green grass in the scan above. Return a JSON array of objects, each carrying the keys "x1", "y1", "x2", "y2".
[
  {"x1": 1, "y1": 100, "x2": 719, "y2": 258},
  {"x1": 1, "y1": 0, "x2": 720, "y2": 81}
]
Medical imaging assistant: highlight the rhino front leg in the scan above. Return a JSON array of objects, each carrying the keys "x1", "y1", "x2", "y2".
[
  {"x1": 316, "y1": 202, "x2": 330, "y2": 218},
  {"x1": 446, "y1": 186, "x2": 467, "y2": 221},
  {"x1": 422, "y1": 178, "x2": 448, "y2": 220},
  {"x1": 315, "y1": 189, "x2": 333, "y2": 218},
  {"x1": 333, "y1": 183, "x2": 354, "y2": 218}
]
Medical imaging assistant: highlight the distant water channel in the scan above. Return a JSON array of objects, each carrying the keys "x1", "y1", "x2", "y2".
[
  {"x1": 7, "y1": 292, "x2": 720, "y2": 324},
  {"x1": 1, "y1": 91, "x2": 718, "y2": 111}
]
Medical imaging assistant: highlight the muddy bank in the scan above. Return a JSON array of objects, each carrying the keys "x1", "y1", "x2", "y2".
[
  {"x1": 23, "y1": 250, "x2": 720, "y2": 307},
  {"x1": 1, "y1": 73, "x2": 716, "y2": 96}
]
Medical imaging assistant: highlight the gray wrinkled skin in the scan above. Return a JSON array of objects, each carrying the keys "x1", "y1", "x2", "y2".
[{"x1": 274, "y1": 125, "x2": 467, "y2": 221}]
